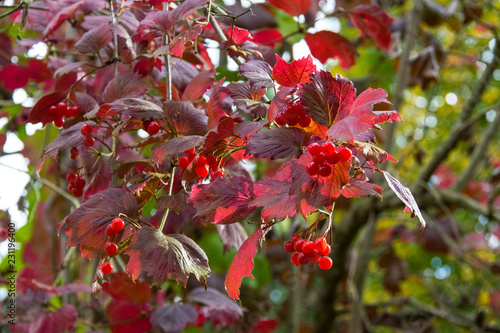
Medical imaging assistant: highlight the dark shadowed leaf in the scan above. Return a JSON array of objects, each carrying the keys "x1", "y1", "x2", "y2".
[
  {"x1": 349, "y1": 4, "x2": 394, "y2": 51},
  {"x1": 272, "y1": 55, "x2": 316, "y2": 87},
  {"x1": 189, "y1": 287, "x2": 244, "y2": 320},
  {"x1": 84, "y1": 163, "x2": 113, "y2": 200},
  {"x1": 182, "y1": 70, "x2": 216, "y2": 102},
  {"x1": 28, "y1": 92, "x2": 67, "y2": 126},
  {"x1": 125, "y1": 226, "x2": 210, "y2": 286},
  {"x1": 225, "y1": 228, "x2": 263, "y2": 301},
  {"x1": 108, "y1": 98, "x2": 165, "y2": 121},
  {"x1": 267, "y1": 0, "x2": 311, "y2": 16},
  {"x1": 305, "y1": 31, "x2": 358, "y2": 68},
  {"x1": 246, "y1": 127, "x2": 305, "y2": 160},
  {"x1": 114, "y1": 161, "x2": 156, "y2": 179},
  {"x1": 102, "y1": 272, "x2": 151, "y2": 304},
  {"x1": 58, "y1": 188, "x2": 138, "y2": 259},
  {"x1": 75, "y1": 23, "x2": 113, "y2": 54},
  {"x1": 102, "y1": 73, "x2": 149, "y2": 103},
  {"x1": 253, "y1": 161, "x2": 298, "y2": 222},
  {"x1": 152, "y1": 135, "x2": 204, "y2": 165},
  {"x1": 239, "y1": 60, "x2": 275, "y2": 88},
  {"x1": 340, "y1": 173, "x2": 383, "y2": 198},
  {"x1": 216, "y1": 223, "x2": 248, "y2": 253},
  {"x1": 151, "y1": 304, "x2": 197, "y2": 333},
  {"x1": 189, "y1": 176, "x2": 255, "y2": 224},
  {"x1": 29, "y1": 305, "x2": 78, "y2": 333},
  {"x1": 383, "y1": 171, "x2": 426, "y2": 229},
  {"x1": 166, "y1": 101, "x2": 209, "y2": 136},
  {"x1": 157, "y1": 191, "x2": 190, "y2": 214}
]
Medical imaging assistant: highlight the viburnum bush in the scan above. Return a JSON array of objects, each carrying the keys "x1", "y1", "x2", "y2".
[{"x1": 1, "y1": 0, "x2": 434, "y2": 331}]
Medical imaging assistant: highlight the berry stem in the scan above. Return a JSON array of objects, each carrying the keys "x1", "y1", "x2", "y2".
[
  {"x1": 322, "y1": 203, "x2": 335, "y2": 239},
  {"x1": 158, "y1": 166, "x2": 176, "y2": 232}
]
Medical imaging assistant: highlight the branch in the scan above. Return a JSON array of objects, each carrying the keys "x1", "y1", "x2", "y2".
[
  {"x1": 109, "y1": 0, "x2": 119, "y2": 75},
  {"x1": 163, "y1": 2, "x2": 172, "y2": 101}
]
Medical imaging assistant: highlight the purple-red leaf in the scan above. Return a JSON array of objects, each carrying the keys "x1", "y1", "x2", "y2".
[
  {"x1": 189, "y1": 287, "x2": 245, "y2": 323},
  {"x1": 272, "y1": 55, "x2": 316, "y2": 87},
  {"x1": 150, "y1": 304, "x2": 198, "y2": 333},
  {"x1": 189, "y1": 176, "x2": 255, "y2": 224},
  {"x1": 224, "y1": 227, "x2": 263, "y2": 301},
  {"x1": 170, "y1": 25, "x2": 203, "y2": 57},
  {"x1": 29, "y1": 305, "x2": 78, "y2": 333},
  {"x1": 246, "y1": 127, "x2": 305, "y2": 160},
  {"x1": 125, "y1": 226, "x2": 210, "y2": 286},
  {"x1": 102, "y1": 73, "x2": 149, "y2": 103},
  {"x1": 268, "y1": 87, "x2": 293, "y2": 122},
  {"x1": 58, "y1": 188, "x2": 138, "y2": 259},
  {"x1": 83, "y1": 163, "x2": 113, "y2": 200},
  {"x1": 152, "y1": 135, "x2": 204, "y2": 165},
  {"x1": 108, "y1": 98, "x2": 165, "y2": 121},
  {"x1": 166, "y1": 101, "x2": 209, "y2": 136},
  {"x1": 216, "y1": 223, "x2": 248, "y2": 253},
  {"x1": 182, "y1": 70, "x2": 216, "y2": 102},
  {"x1": 75, "y1": 23, "x2": 113, "y2": 54},
  {"x1": 239, "y1": 60, "x2": 275, "y2": 88},
  {"x1": 305, "y1": 31, "x2": 358, "y2": 69},
  {"x1": 340, "y1": 174, "x2": 383, "y2": 198},
  {"x1": 349, "y1": 4, "x2": 394, "y2": 51}
]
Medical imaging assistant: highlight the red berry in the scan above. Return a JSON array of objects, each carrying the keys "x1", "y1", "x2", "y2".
[
  {"x1": 53, "y1": 117, "x2": 64, "y2": 128},
  {"x1": 196, "y1": 166, "x2": 209, "y2": 178},
  {"x1": 320, "y1": 244, "x2": 331, "y2": 256},
  {"x1": 48, "y1": 105, "x2": 58, "y2": 115},
  {"x1": 275, "y1": 113, "x2": 288, "y2": 126},
  {"x1": 111, "y1": 218, "x2": 125, "y2": 231},
  {"x1": 338, "y1": 147, "x2": 352, "y2": 162},
  {"x1": 308, "y1": 143, "x2": 322, "y2": 156},
  {"x1": 70, "y1": 147, "x2": 79, "y2": 159},
  {"x1": 80, "y1": 124, "x2": 93, "y2": 137},
  {"x1": 83, "y1": 136, "x2": 95, "y2": 147},
  {"x1": 206, "y1": 155, "x2": 218, "y2": 167},
  {"x1": 71, "y1": 187, "x2": 83, "y2": 197},
  {"x1": 314, "y1": 237, "x2": 328, "y2": 253},
  {"x1": 106, "y1": 224, "x2": 118, "y2": 237},
  {"x1": 294, "y1": 239, "x2": 305, "y2": 252},
  {"x1": 322, "y1": 142, "x2": 336, "y2": 155},
  {"x1": 297, "y1": 252, "x2": 309, "y2": 265},
  {"x1": 326, "y1": 152, "x2": 339, "y2": 165},
  {"x1": 184, "y1": 148, "x2": 196, "y2": 155},
  {"x1": 178, "y1": 156, "x2": 190, "y2": 169},
  {"x1": 302, "y1": 241, "x2": 315, "y2": 254},
  {"x1": 309, "y1": 250, "x2": 321, "y2": 263},
  {"x1": 100, "y1": 262, "x2": 113, "y2": 274},
  {"x1": 306, "y1": 162, "x2": 320, "y2": 176},
  {"x1": 142, "y1": 120, "x2": 151, "y2": 132},
  {"x1": 298, "y1": 114, "x2": 311, "y2": 127},
  {"x1": 291, "y1": 234, "x2": 301, "y2": 243},
  {"x1": 194, "y1": 156, "x2": 207, "y2": 167},
  {"x1": 284, "y1": 113, "x2": 299, "y2": 126},
  {"x1": 56, "y1": 102, "x2": 67, "y2": 116},
  {"x1": 147, "y1": 121, "x2": 160, "y2": 135},
  {"x1": 284, "y1": 241, "x2": 295, "y2": 253},
  {"x1": 68, "y1": 106, "x2": 81, "y2": 117},
  {"x1": 291, "y1": 252, "x2": 300, "y2": 266},
  {"x1": 68, "y1": 184, "x2": 74, "y2": 192},
  {"x1": 313, "y1": 153, "x2": 327, "y2": 165},
  {"x1": 318, "y1": 164, "x2": 332, "y2": 177},
  {"x1": 67, "y1": 172, "x2": 77, "y2": 183},
  {"x1": 210, "y1": 169, "x2": 224, "y2": 179},
  {"x1": 104, "y1": 242, "x2": 118, "y2": 256},
  {"x1": 74, "y1": 177, "x2": 86, "y2": 189},
  {"x1": 188, "y1": 153, "x2": 196, "y2": 162},
  {"x1": 318, "y1": 256, "x2": 332, "y2": 270}
]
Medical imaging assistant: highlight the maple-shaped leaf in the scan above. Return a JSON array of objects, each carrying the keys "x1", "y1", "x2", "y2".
[
  {"x1": 29, "y1": 305, "x2": 78, "y2": 333},
  {"x1": 83, "y1": 163, "x2": 113, "y2": 201},
  {"x1": 189, "y1": 176, "x2": 255, "y2": 224},
  {"x1": 267, "y1": 0, "x2": 311, "y2": 16},
  {"x1": 216, "y1": 223, "x2": 248, "y2": 253},
  {"x1": 227, "y1": 26, "x2": 253, "y2": 45},
  {"x1": 239, "y1": 60, "x2": 275, "y2": 88},
  {"x1": 290, "y1": 152, "x2": 350, "y2": 217},
  {"x1": 383, "y1": 171, "x2": 426, "y2": 229},
  {"x1": 102, "y1": 73, "x2": 149, "y2": 103},
  {"x1": 268, "y1": 87, "x2": 293, "y2": 122},
  {"x1": 305, "y1": 31, "x2": 358, "y2": 69},
  {"x1": 152, "y1": 135, "x2": 204, "y2": 165},
  {"x1": 75, "y1": 23, "x2": 112, "y2": 54},
  {"x1": 182, "y1": 70, "x2": 216, "y2": 102},
  {"x1": 272, "y1": 55, "x2": 316, "y2": 87},
  {"x1": 106, "y1": 299, "x2": 152, "y2": 333},
  {"x1": 225, "y1": 227, "x2": 263, "y2": 301},
  {"x1": 170, "y1": 25, "x2": 203, "y2": 57},
  {"x1": 125, "y1": 226, "x2": 210, "y2": 286},
  {"x1": 203, "y1": 117, "x2": 235, "y2": 149},
  {"x1": 58, "y1": 188, "x2": 138, "y2": 259},
  {"x1": 349, "y1": 4, "x2": 394, "y2": 51},
  {"x1": 28, "y1": 92, "x2": 67, "y2": 126},
  {"x1": 253, "y1": 161, "x2": 298, "y2": 222},
  {"x1": 166, "y1": 101, "x2": 209, "y2": 136},
  {"x1": 340, "y1": 173, "x2": 383, "y2": 198},
  {"x1": 246, "y1": 127, "x2": 305, "y2": 160},
  {"x1": 299, "y1": 71, "x2": 356, "y2": 127},
  {"x1": 150, "y1": 304, "x2": 197, "y2": 333},
  {"x1": 102, "y1": 272, "x2": 152, "y2": 304},
  {"x1": 108, "y1": 98, "x2": 165, "y2": 121}
]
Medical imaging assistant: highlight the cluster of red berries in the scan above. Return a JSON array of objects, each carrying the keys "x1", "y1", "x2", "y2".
[
  {"x1": 142, "y1": 120, "x2": 160, "y2": 136},
  {"x1": 49, "y1": 102, "x2": 80, "y2": 128},
  {"x1": 178, "y1": 148, "x2": 225, "y2": 179},
  {"x1": 285, "y1": 235, "x2": 333, "y2": 270},
  {"x1": 80, "y1": 124, "x2": 95, "y2": 147},
  {"x1": 66, "y1": 172, "x2": 86, "y2": 197},
  {"x1": 100, "y1": 218, "x2": 125, "y2": 275},
  {"x1": 306, "y1": 142, "x2": 352, "y2": 177},
  {"x1": 275, "y1": 104, "x2": 311, "y2": 128}
]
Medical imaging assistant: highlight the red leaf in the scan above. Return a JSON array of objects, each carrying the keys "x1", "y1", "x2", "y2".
[
  {"x1": 0, "y1": 64, "x2": 33, "y2": 90},
  {"x1": 253, "y1": 29, "x2": 283, "y2": 47},
  {"x1": 227, "y1": 26, "x2": 253, "y2": 45},
  {"x1": 246, "y1": 127, "x2": 305, "y2": 160},
  {"x1": 43, "y1": 1, "x2": 84, "y2": 37},
  {"x1": 125, "y1": 226, "x2": 210, "y2": 286},
  {"x1": 253, "y1": 161, "x2": 298, "y2": 222},
  {"x1": 75, "y1": 23, "x2": 113, "y2": 54},
  {"x1": 107, "y1": 98, "x2": 165, "y2": 121},
  {"x1": 28, "y1": 92, "x2": 67, "y2": 126},
  {"x1": 189, "y1": 176, "x2": 255, "y2": 224},
  {"x1": 305, "y1": 31, "x2": 358, "y2": 68},
  {"x1": 216, "y1": 223, "x2": 248, "y2": 253},
  {"x1": 203, "y1": 117, "x2": 235, "y2": 149},
  {"x1": 182, "y1": 69, "x2": 216, "y2": 102},
  {"x1": 268, "y1": 87, "x2": 293, "y2": 122},
  {"x1": 102, "y1": 272, "x2": 151, "y2": 304},
  {"x1": 102, "y1": 73, "x2": 149, "y2": 103},
  {"x1": 349, "y1": 4, "x2": 394, "y2": 51},
  {"x1": 207, "y1": 79, "x2": 231, "y2": 129},
  {"x1": 224, "y1": 228, "x2": 263, "y2": 301},
  {"x1": 267, "y1": 0, "x2": 311, "y2": 16},
  {"x1": 340, "y1": 173, "x2": 383, "y2": 198},
  {"x1": 252, "y1": 318, "x2": 279, "y2": 333},
  {"x1": 106, "y1": 299, "x2": 152, "y2": 333},
  {"x1": 166, "y1": 101, "x2": 209, "y2": 136},
  {"x1": 83, "y1": 163, "x2": 113, "y2": 201},
  {"x1": 170, "y1": 25, "x2": 203, "y2": 57},
  {"x1": 58, "y1": 188, "x2": 138, "y2": 259},
  {"x1": 150, "y1": 304, "x2": 197, "y2": 333},
  {"x1": 272, "y1": 55, "x2": 316, "y2": 87},
  {"x1": 383, "y1": 171, "x2": 426, "y2": 229},
  {"x1": 133, "y1": 57, "x2": 162, "y2": 76},
  {"x1": 30, "y1": 305, "x2": 78, "y2": 333}
]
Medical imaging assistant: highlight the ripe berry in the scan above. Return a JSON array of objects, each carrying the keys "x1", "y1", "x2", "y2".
[
  {"x1": 111, "y1": 218, "x2": 125, "y2": 231},
  {"x1": 322, "y1": 142, "x2": 336, "y2": 155},
  {"x1": 318, "y1": 164, "x2": 332, "y2": 177},
  {"x1": 104, "y1": 242, "x2": 118, "y2": 256},
  {"x1": 314, "y1": 237, "x2": 328, "y2": 253},
  {"x1": 320, "y1": 244, "x2": 331, "y2": 256},
  {"x1": 71, "y1": 187, "x2": 83, "y2": 197},
  {"x1": 100, "y1": 262, "x2": 113, "y2": 274},
  {"x1": 291, "y1": 234, "x2": 301, "y2": 243},
  {"x1": 66, "y1": 106, "x2": 80, "y2": 117},
  {"x1": 106, "y1": 224, "x2": 118, "y2": 237},
  {"x1": 285, "y1": 113, "x2": 299, "y2": 127},
  {"x1": 74, "y1": 177, "x2": 86, "y2": 189},
  {"x1": 48, "y1": 105, "x2": 57, "y2": 115},
  {"x1": 206, "y1": 155, "x2": 218, "y2": 167},
  {"x1": 196, "y1": 166, "x2": 209, "y2": 178},
  {"x1": 178, "y1": 156, "x2": 190, "y2": 169},
  {"x1": 318, "y1": 256, "x2": 332, "y2": 270},
  {"x1": 338, "y1": 147, "x2": 352, "y2": 162},
  {"x1": 294, "y1": 239, "x2": 306, "y2": 252},
  {"x1": 70, "y1": 147, "x2": 79, "y2": 159},
  {"x1": 298, "y1": 114, "x2": 311, "y2": 127},
  {"x1": 147, "y1": 121, "x2": 160, "y2": 135},
  {"x1": 67, "y1": 172, "x2": 77, "y2": 183},
  {"x1": 83, "y1": 136, "x2": 95, "y2": 147},
  {"x1": 309, "y1": 250, "x2": 321, "y2": 263},
  {"x1": 80, "y1": 124, "x2": 93, "y2": 137},
  {"x1": 184, "y1": 148, "x2": 196, "y2": 155},
  {"x1": 194, "y1": 156, "x2": 207, "y2": 167},
  {"x1": 56, "y1": 102, "x2": 67, "y2": 116},
  {"x1": 53, "y1": 117, "x2": 64, "y2": 128},
  {"x1": 297, "y1": 252, "x2": 309, "y2": 265},
  {"x1": 306, "y1": 162, "x2": 320, "y2": 176},
  {"x1": 291, "y1": 252, "x2": 300, "y2": 266},
  {"x1": 188, "y1": 153, "x2": 196, "y2": 162},
  {"x1": 326, "y1": 152, "x2": 339, "y2": 165},
  {"x1": 302, "y1": 241, "x2": 315, "y2": 254},
  {"x1": 210, "y1": 169, "x2": 224, "y2": 179},
  {"x1": 313, "y1": 153, "x2": 327, "y2": 165},
  {"x1": 284, "y1": 241, "x2": 295, "y2": 253},
  {"x1": 275, "y1": 113, "x2": 288, "y2": 126},
  {"x1": 308, "y1": 143, "x2": 322, "y2": 156}
]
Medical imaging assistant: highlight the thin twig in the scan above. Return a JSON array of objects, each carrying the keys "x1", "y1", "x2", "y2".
[
  {"x1": 109, "y1": 0, "x2": 119, "y2": 76},
  {"x1": 158, "y1": 167, "x2": 176, "y2": 232}
]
